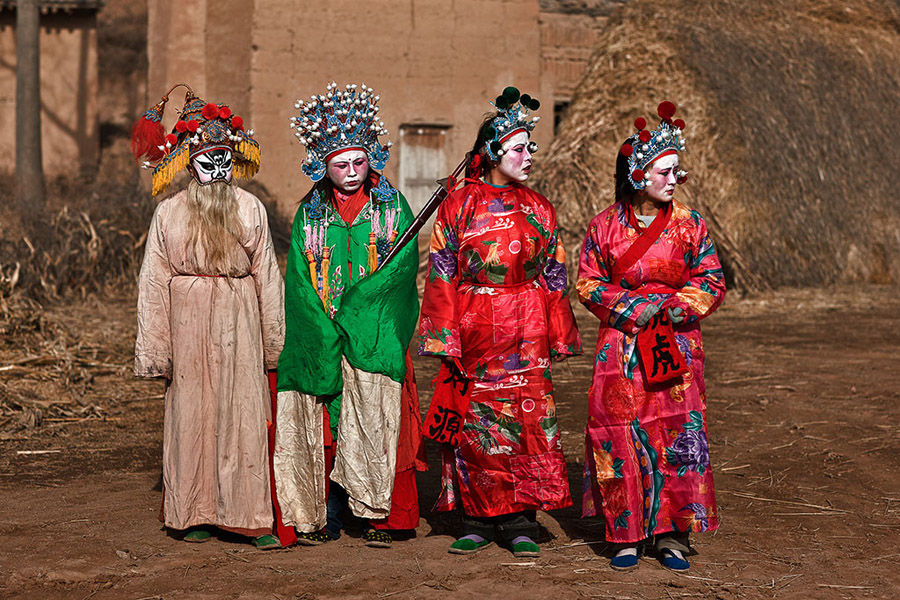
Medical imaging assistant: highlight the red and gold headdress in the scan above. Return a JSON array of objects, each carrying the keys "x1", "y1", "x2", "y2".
[
  {"x1": 620, "y1": 101, "x2": 688, "y2": 190},
  {"x1": 131, "y1": 84, "x2": 260, "y2": 196}
]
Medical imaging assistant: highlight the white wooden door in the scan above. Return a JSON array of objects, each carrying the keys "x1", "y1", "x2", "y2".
[{"x1": 398, "y1": 125, "x2": 449, "y2": 243}]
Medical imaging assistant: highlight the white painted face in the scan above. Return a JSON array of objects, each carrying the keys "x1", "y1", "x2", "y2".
[
  {"x1": 191, "y1": 148, "x2": 233, "y2": 185},
  {"x1": 497, "y1": 131, "x2": 533, "y2": 183},
  {"x1": 326, "y1": 149, "x2": 369, "y2": 194},
  {"x1": 643, "y1": 153, "x2": 679, "y2": 203}
]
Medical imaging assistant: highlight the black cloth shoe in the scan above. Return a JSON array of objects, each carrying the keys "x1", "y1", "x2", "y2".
[
  {"x1": 296, "y1": 529, "x2": 337, "y2": 546},
  {"x1": 362, "y1": 529, "x2": 392, "y2": 548}
]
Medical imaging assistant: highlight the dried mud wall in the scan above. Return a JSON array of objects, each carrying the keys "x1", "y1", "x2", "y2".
[
  {"x1": 532, "y1": 0, "x2": 900, "y2": 289},
  {"x1": 0, "y1": 10, "x2": 99, "y2": 176}
]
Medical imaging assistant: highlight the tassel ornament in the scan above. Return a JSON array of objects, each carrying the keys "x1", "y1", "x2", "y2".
[
  {"x1": 321, "y1": 247, "x2": 332, "y2": 310},
  {"x1": 367, "y1": 231, "x2": 378, "y2": 273}
]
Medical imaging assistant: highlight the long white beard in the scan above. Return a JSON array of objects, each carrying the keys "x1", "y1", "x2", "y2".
[{"x1": 186, "y1": 179, "x2": 243, "y2": 275}]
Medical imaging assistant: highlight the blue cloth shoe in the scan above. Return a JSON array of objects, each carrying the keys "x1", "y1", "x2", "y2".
[
  {"x1": 659, "y1": 548, "x2": 690, "y2": 571},
  {"x1": 610, "y1": 547, "x2": 639, "y2": 571}
]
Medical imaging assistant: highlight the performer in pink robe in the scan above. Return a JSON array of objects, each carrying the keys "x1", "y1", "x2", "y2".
[{"x1": 577, "y1": 102, "x2": 726, "y2": 571}]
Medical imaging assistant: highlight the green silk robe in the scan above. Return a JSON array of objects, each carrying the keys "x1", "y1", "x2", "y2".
[{"x1": 277, "y1": 174, "x2": 419, "y2": 427}]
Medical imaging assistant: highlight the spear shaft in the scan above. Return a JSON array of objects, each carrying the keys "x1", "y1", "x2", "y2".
[{"x1": 378, "y1": 157, "x2": 468, "y2": 269}]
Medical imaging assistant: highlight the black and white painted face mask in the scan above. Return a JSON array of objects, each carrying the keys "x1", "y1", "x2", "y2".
[{"x1": 191, "y1": 148, "x2": 233, "y2": 185}]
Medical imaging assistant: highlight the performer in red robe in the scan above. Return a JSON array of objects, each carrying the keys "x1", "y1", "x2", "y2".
[{"x1": 419, "y1": 87, "x2": 581, "y2": 558}]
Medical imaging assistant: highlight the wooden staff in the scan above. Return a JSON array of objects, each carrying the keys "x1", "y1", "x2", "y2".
[{"x1": 377, "y1": 156, "x2": 467, "y2": 270}]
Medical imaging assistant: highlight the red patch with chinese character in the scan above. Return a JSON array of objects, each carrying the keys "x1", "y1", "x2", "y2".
[
  {"x1": 424, "y1": 361, "x2": 471, "y2": 445},
  {"x1": 636, "y1": 310, "x2": 687, "y2": 386}
]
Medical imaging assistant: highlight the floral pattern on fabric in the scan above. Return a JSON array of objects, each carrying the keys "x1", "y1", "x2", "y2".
[
  {"x1": 578, "y1": 199, "x2": 725, "y2": 544},
  {"x1": 420, "y1": 181, "x2": 581, "y2": 517},
  {"x1": 666, "y1": 411, "x2": 710, "y2": 476}
]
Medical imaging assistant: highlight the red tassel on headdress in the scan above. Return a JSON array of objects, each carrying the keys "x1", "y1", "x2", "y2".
[
  {"x1": 131, "y1": 83, "x2": 195, "y2": 165},
  {"x1": 130, "y1": 97, "x2": 167, "y2": 163},
  {"x1": 465, "y1": 152, "x2": 483, "y2": 180}
]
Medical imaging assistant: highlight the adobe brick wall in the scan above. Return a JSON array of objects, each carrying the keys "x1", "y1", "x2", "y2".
[
  {"x1": 146, "y1": 0, "x2": 607, "y2": 216},
  {"x1": 0, "y1": 10, "x2": 99, "y2": 176}
]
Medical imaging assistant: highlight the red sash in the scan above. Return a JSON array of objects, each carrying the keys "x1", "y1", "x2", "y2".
[
  {"x1": 611, "y1": 201, "x2": 672, "y2": 282},
  {"x1": 612, "y1": 202, "x2": 686, "y2": 387}
]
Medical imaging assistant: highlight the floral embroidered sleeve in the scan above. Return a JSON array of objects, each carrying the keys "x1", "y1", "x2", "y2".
[
  {"x1": 576, "y1": 217, "x2": 654, "y2": 336},
  {"x1": 540, "y1": 209, "x2": 582, "y2": 358},
  {"x1": 418, "y1": 192, "x2": 463, "y2": 358},
  {"x1": 661, "y1": 211, "x2": 726, "y2": 323}
]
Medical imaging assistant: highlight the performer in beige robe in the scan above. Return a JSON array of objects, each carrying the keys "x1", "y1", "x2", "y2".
[{"x1": 132, "y1": 84, "x2": 284, "y2": 547}]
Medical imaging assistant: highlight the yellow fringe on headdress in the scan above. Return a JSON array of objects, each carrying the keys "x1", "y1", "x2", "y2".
[
  {"x1": 151, "y1": 141, "x2": 190, "y2": 196},
  {"x1": 234, "y1": 138, "x2": 261, "y2": 180}
]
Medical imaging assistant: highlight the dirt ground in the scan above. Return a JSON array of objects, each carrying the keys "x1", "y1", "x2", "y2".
[{"x1": 1, "y1": 285, "x2": 899, "y2": 599}]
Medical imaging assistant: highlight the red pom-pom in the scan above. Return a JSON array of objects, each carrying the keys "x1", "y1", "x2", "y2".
[
  {"x1": 673, "y1": 118, "x2": 686, "y2": 130},
  {"x1": 219, "y1": 106, "x2": 232, "y2": 119},
  {"x1": 620, "y1": 143, "x2": 634, "y2": 157},
  {"x1": 676, "y1": 172, "x2": 688, "y2": 184},
  {"x1": 165, "y1": 133, "x2": 178, "y2": 146},
  {"x1": 634, "y1": 117, "x2": 646, "y2": 130},
  {"x1": 467, "y1": 152, "x2": 483, "y2": 178},
  {"x1": 130, "y1": 116, "x2": 166, "y2": 162},
  {"x1": 639, "y1": 130, "x2": 651, "y2": 142},
  {"x1": 202, "y1": 103, "x2": 219, "y2": 120},
  {"x1": 632, "y1": 169, "x2": 645, "y2": 182},
  {"x1": 175, "y1": 120, "x2": 188, "y2": 133},
  {"x1": 187, "y1": 120, "x2": 199, "y2": 132},
  {"x1": 231, "y1": 116, "x2": 244, "y2": 130},
  {"x1": 657, "y1": 101, "x2": 676, "y2": 120}
]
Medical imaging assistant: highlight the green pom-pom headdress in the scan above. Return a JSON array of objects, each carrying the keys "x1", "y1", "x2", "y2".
[{"x1": 484, "y1": 86, "x2": 541, "y2": 161}]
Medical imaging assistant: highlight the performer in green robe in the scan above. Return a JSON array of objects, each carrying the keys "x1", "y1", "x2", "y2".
[{"x1": 274, "y1": 82, "x2": 425, "y2": 548}]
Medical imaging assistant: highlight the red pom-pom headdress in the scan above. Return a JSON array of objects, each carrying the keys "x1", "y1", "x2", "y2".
[
  {"x1": 620, "y1": 100, "x2": 688, "y2": 191},
  {"x1": 131, "y1": 83, "x2": 261, "y2": 196}
]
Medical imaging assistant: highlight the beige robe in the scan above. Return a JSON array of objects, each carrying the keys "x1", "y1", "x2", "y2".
[
  {"x1": 135, "y1": 187, "x2": 284, "y2": 534},
  {"x1": 274, "y1": 359, "x2": 401, "y2": 532}
]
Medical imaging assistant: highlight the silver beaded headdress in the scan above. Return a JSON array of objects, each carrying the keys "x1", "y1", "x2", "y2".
[
  {"x1": 620, "y1": 101, "x2": 688, "y2": 190},
  {"x1": 290, "y1": 82, "x2": 391, "y2": 182}
]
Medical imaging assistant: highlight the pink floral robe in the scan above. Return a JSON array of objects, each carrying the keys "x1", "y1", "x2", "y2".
[
  {"x1": 577, "y1": 199, "x2": 725, "y2": 544},
  {"x1": 419, "y1": 180, "x2": 581, "y2": 517}
]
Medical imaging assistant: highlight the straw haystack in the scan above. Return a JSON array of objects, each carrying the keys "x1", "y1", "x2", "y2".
[{"x1": 532, "y1": 0, "x2": 900, "y2": 290}]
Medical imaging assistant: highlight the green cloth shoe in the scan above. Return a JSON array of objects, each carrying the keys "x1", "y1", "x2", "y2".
[
  {"x1": 448, "y1": 535, "x2": 493, "y2": 555},
  {"x1": 252, "y1": 534, "x2": 281, "y2": 550},
  {"x1": 183, "y1": 528, "x2": 211, "y2": 543},
  {"x1": 511, "y1": 539, "x2": 540, "y2": 558},
  {"x1": 363, "y1": 529, "x2": 392, "y2": 548}
]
